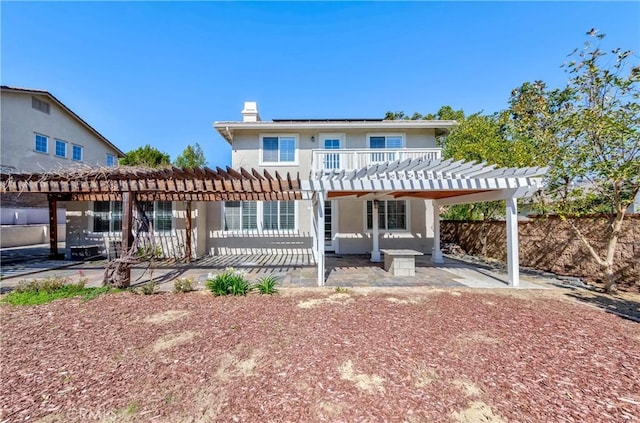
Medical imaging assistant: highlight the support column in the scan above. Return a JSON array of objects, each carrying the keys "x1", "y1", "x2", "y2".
[
  {"x1": 316, "y1": 191, "x2": 325, "y2": 286},
  {"x1": 311, "y1": 197, "x2": 318, "y2": 263},
  {"x1": 185, "y1": 201, "x2": 192, "y2": 262},
  {"x1": 121, "y1": 191, "x2": 135, "y2": 285},
  {"x1": 370, "y1": 200, "x2": 381, "y2": 262},
  {"x1": 48, "y1": 195, "x2": 60, "y2": 259},
  {"x1": 431, "y1": 200, "x2": 443, "y2": 263},
  {"x1": 506, "y1": 198, "x2": 520, "y2": 287}
]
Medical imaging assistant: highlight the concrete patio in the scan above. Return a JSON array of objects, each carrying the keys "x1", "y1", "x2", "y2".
[{"x1": 1, "y1": 245, "x2": 555, "y2": 292}]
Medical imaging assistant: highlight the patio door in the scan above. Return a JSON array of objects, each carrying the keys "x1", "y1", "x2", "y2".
[
  {"x1": 320, "y1": 133, "x2": 344, "y2": 170},
  {"x1": 324, "y1": 200, "x2": 338, "y2": 252}
]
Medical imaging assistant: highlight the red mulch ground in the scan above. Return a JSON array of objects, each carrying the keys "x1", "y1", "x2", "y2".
[{"x1": 1, "y1": 288, "x2": 639, "y2": 422}]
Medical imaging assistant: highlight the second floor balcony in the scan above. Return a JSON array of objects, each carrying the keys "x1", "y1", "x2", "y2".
[{"x1": 311, "y1": 148, "x2": 442, "y2": 174}]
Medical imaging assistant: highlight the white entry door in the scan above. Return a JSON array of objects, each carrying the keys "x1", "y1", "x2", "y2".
[{"x1": 320, "y1": 133, "x2": 344, "y2": 170}]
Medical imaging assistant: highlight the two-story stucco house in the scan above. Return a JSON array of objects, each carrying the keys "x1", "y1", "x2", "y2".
[
  {"x1": 1, "y1": 86, "x2": 124, "y2": 247},
  {"x1": 206, "y1": 102, "x2": 456, "y2": 259}
]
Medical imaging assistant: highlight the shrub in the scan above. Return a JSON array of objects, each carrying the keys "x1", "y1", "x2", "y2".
[
  {"x1": 173, "y1": 278, "x2": 195, "y2": 293},
  {"x1": 138, "y1": 281, "x2": 158, "y2": 295},
  {"x1": 254, "y1": 275, "x2": 278, "y2": 295},
  {"x1": 334, "y1": 286, "x2": 349, "y2": 293},
  {"x1": 2, "y1": 277, "x2": 113, "y2": 306},
  {"x1": 206, "y1": 267, "x2": 251, "y2": 296}
]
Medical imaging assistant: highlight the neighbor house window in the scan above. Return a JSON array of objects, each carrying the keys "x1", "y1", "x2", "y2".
[
  {"x1": 138, "y1": 201, "x2": 173, "y2": 232},
  {"x1": 366, "y1": 200, "x2": 407, "y2": 231},
  {"x1": 224, "y1": 201, "x2": 257, "y2": 231},
  {"x1": 106, "y1": 154, "x2": 116, "y2": 167},
  {"x1": 261, "y1": 135, "x2": 297, "y2": 164},
  {"x1": 93, "y1": 201, "x2": 122, "y2": 233},
  {"x1": 55, "y1": 139, "x2": 67, "y2": 158},
  {"x1": 72, "y1": 145, "x2": 83, "y2": 161},
  {"x1": 262, "y1": 201, "x2": 295, "y2": 230},
  {"x1": 35, "y1": 134, "x2": 48, "y2": 153},
  {"x1": 32, "y1": 97, "x2": 50, "y2": 114}
]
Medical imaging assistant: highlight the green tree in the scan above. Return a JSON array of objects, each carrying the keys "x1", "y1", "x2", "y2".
[
  {"x1": 174, "y1": 143, "x2": 208, "y2": 168},
  {"x1": 546, "y1": 30, "x2": 639, "y2": 292},
  {"x1": 120, "y1": 145, "x2": 171, "y2": 168}
]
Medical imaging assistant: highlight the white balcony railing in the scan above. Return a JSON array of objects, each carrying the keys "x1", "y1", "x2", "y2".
[{"x1": 311, "y1": 148, "x2": 441, "y2": 173}]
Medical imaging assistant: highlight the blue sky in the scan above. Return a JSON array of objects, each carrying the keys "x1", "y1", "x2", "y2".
[{"x1": 2, "y1": 2, "x2": 638, "y2": 168}]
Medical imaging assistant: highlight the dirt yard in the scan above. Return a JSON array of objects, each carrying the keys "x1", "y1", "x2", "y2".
[{"x1": 1, "y1": 288, "x2": 639, "y2": 422}]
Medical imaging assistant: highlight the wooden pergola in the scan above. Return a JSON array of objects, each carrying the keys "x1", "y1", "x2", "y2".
[{"x1": 1, "y1": 166, "x2": 303, "y2": 283}]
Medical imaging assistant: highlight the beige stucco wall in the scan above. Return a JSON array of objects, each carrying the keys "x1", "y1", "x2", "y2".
[
  {"x1": 203, "y1": 126, "x2": 439, "y2": 255},
  {"x1": 0, "y1": 91, "x2": 120, "y2": 172},
  {"x1": 230, "y1": 128, "x2": 437, "y2": 176}
]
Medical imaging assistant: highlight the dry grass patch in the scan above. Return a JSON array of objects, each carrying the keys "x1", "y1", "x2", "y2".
[
  {"x1": 143, "y1": 309, "x2": 191, "y2": 324},
  {"x1": 152, "y1": 331, "x2": 198, "y2": 353},
  {"x1": 314, "y1": 401, "x2": 347, "y2": 419},
  {"x1": 385, "y1": 296, "x2": 421, "y2": 305},
  {"x1": 216, "y1": 349, "x2": 262, "y2": 380},
  {"x1": 297, "y1": 293, "x2": 354, "y2": 309},
  {"x1": 452, "y1": 401, "x2": 506, "y2": 423},
  {"x1": 453, "y1": 379, "x2": 482, "y2": 397},
  {"x1": 458, "y1": 332, "x2": 500, "y2": 345},
  {"x1": 338, "y1": 360, "x2": 385, "y2": 394}
]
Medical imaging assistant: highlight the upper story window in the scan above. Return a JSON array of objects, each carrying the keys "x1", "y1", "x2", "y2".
[
  {"x1": 106, "y1": 154, "x2": 116, "y2": 167},
  {"x1": 32, "y1": 97, "x2": 50, "y2": 114},
  {"x1": 35, "y1": 134, "x2": 48, "y2": 153},
  {"x1": 72, "y1": 145, "x2": 83, "y2": 161},
  {"x1": 55, "y1": 139, "x2": 67, "y2": 158},
  {"x1": 366, "y1": 200, "x2": 407, "y2": 231},
  {"x1": 368, "y1": 134, "x2": 404, "y2": 149},
  {"x1": 261, "y1": 134, "x2": 297, "y2": 165}
]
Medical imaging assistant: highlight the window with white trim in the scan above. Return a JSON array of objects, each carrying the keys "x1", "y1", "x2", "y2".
[
  {"x1": 224, "y1": 201, "x2": 257, "y2": 231},
  {"x1": 368, "y1": 134, "x2": 405, "y2": 162},
  {"x1": 93, "y1": 201, "x2": 122, "y2": 233},
  {"x1": 35, "y1": 134, "x2": 48, "y2": 153},
  {"x1": 366, "y1": 200, "x2": 407, "y2": 231},
  {"x1": 263, "y1": 201, "x2": 295, "y2": 230},
  {"x1": 55, "y1": 139, "x2": 67, "y2": 158},
  {"x1": 261, "y1": 135, "x2": 297, "y2": 164},
  {"x1": 106, "y1": 154, "x2": 116, "y2": 167},
  {"x1": 72, "y1": 145, "x2": 83, "y2": 161},
  {"x1": 138, "y1": 201, "x2": 173, "y2": 232},
  {"x1": 224, "y1": 201, "x2": 296, "y2": 231}
]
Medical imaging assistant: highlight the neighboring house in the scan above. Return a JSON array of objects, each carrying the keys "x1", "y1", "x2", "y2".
[
  {"x1": 0, "y1": 85, "x2": 124, "y2": 248},
  {"x1": 208, "y1": 101, "x2": 456, "y2": 256}
]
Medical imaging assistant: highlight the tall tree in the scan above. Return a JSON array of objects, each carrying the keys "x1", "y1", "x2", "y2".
[
  {"x1": 546, "y1": 30, "x2": 639, "y2": 293},
  {"x1": 174, "y1": 143, "x2": 208, "y2": 168},
  {"x1": 120, "y1": 145, "x2": 171, "y2": 168}
]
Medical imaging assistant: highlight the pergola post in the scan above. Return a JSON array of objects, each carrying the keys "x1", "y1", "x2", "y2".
[
  {"x1": 316, "y1": 191, "x2": 326, "y2": 286},
  {"x1": 47, "y1": 195, "x2": 60, "y2": 259},
  {"x1": 370, "y1": 199, "x2": 381, "y2": 262},
  {"x1": 311, "y1": 197, "x2": 318, "y2": 263},
  {"x1": 431, "y1": 200, "x2": 443, "y2": 263},
  {"x1": 185, "y1": 201, "x2": 192, "y2": 262},
  {"x1": 121, "y1": 191, "x2": 134, "y2": 285},
  {"x1": 506, "y1": 198, "x2": 520, "y2": 287}
]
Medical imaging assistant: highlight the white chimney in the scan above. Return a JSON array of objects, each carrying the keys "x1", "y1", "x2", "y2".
[{"x1": 241, "y1": 101, "x2": 260, "y2": 122}]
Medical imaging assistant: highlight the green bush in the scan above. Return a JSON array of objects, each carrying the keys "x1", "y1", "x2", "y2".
[
  {"x1": 253, "y1": 275, "x2": 278, "y2": 295},
  {"x1": 173, "y1": 278, "x2": 195, "y2": 293},
  {"x1": 206, "y1": 267, "x2": 251, "y2": 296},
  {"x1": 138, "y1": 281, "x2": 158, "y2": 295},
  {"x1": 2, "y1": 277, "x2": 114, "y2": 306}
]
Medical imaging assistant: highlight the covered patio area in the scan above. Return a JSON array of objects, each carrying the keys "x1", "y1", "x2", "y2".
[{"x1": 0, "y1": 250, "x2": 551, "y2": 292}]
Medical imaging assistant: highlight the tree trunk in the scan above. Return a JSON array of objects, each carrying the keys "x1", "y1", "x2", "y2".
[{"x1": 603, "y1": 263, "x2": 617, "y2": 294}]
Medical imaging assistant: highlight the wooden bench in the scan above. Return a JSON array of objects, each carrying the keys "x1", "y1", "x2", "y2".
[{"x1": 381, "y1": 249, "x2": 424, "y2": 277}]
